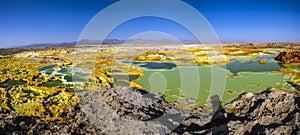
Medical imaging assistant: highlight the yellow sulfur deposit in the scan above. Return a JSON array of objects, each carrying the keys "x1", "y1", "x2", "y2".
[
  {"x1": 135, "y1": 51, "x2": 170, "y2": 61},
  {"x1": 0, "y1": 85, "x2": 77, "y2": 122},
  {"x1": 192, "y1": 50, "x2": 208, "y2": 56},
  {"x1": 222, "y1": 48, "x2": 263, "y2": 56},
  {"x1": 193, "y1": 56, "x2": 234, "y2": 65},
  {"x1": 130, "y1": 80, "x2": 143, "y2": 89},
  {"x1": 129, "y1": 66, "x2": 144, "y2": 79}
]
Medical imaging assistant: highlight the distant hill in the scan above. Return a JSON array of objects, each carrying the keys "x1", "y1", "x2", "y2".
[
  {"x1": 23, "y1": 41, "x2": 77, "y2": 48},
  {"x1": 22, "y1": 39, "x2": 201, "y2": 48}
]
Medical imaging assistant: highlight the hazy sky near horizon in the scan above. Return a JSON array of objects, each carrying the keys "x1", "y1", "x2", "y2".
[{"x1": 0, "y1": 0, "x2": 300, "y2": 48}]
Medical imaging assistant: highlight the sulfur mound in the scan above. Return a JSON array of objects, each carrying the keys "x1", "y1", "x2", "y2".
[
  {"x1": 135, "y1": 51, "x2": 170, "y2": 61},
  {"x1": 275, "y1": 50, "x2": 300, "y2": 64}
]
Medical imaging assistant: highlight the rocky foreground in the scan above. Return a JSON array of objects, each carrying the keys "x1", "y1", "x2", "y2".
[{"x1": 0, "y1": 87, "x2": 299, "y2": 134}]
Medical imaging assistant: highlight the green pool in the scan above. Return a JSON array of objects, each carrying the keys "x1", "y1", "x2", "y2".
[
  {"x1": 135, "y1": 66, "x2": 287, "y2": 107},
  {"x1": 118, "y1": 56, "x2": 290, "y2": 107}
]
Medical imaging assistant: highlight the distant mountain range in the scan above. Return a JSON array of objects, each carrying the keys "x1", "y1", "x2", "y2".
[
  {"x1": 22, "y1": 38, "x2": 283, "y2": 48},
  {"x1": 23, "y1": 39, "x2": 201, "y2": 48}
]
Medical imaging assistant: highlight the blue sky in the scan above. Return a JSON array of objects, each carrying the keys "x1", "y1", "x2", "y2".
[{"x1": 0, "y1": 0, "x2": 299, "y2": 48}]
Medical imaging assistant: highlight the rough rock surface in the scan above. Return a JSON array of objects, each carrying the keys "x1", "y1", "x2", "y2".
[
  {"x1": 0, "y1": 87, "x2": 299, "y2": 134},
  {"x1": 171, "y1": 89, "x2": 300, "y2": 135},
  {"x1": 275, "y1": 50, "x2": 300, "y2": 63},
  {"x1": 77, "y1": 86, "x2": 188, "y2": 134}
]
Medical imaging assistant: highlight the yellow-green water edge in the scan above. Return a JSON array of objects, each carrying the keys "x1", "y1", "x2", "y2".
[{"x1": 135, "y1": 66, "x2": 288, "y2": 107}]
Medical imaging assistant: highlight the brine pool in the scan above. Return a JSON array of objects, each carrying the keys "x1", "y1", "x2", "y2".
[{"x1": 117, "y1": 56, "x2": 293, "y2": 107}]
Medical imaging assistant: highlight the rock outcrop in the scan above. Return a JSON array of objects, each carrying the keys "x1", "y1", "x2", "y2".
[
  {"x1": 77, "y1": 86, "x2": 188, "y2": 134},
  {"x1": 258, "y1": 57, "x2": 267, "y2": 64},
  {"x1": 275, "y1": 50, "x2": 300, "y2": 64},
  {"x1": 0, "y1": 87, "x2": 299, "y2": 134},
  {"x1": 171, "y1": 89, "x2": 300, "y2": 134}
]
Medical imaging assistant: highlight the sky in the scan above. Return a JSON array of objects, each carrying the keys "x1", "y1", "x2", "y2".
[{"x1": 0, "y1": 0, "x2": 300, "y2": 48}]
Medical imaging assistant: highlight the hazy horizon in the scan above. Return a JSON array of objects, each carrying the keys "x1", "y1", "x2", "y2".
[{"x1": 3, "y1": 38, "x2": 300, "y2": 49}]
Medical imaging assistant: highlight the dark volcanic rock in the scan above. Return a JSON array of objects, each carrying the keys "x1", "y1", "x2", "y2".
[
  {"x1": 0, "y1": 87, "x2": 299, "y2": 134},
  {"x1": 171, "y1": 89, "x2": 300, "y2": 135},
  {"x1": 77, "y1": 86, "x2": 188, "y2": 134},
  {"x1": 96, "y1": 86, "x2": 173, "y2": 121},
  {"x1": 275, "y1": 50, "x2": 300, "y2": 63}
]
